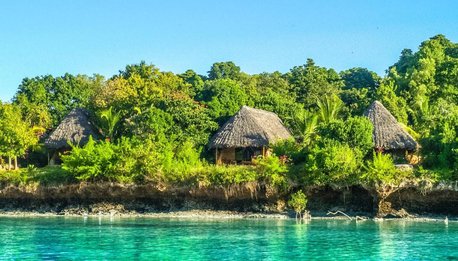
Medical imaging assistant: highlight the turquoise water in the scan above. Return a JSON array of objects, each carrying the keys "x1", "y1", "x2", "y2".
[{"x1": 0, "y1": 217, "x2": 457, "y2": 260}]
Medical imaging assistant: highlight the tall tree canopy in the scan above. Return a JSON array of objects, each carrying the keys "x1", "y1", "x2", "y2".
[
  {"x1": 287, "y1": 58, "x2": 343, "y2": 108},
  {"x1": 7, "y1": 34, "x2": 458, "y2": 179},
  {"x1": 14, "y1": 74, "x2": 104, "y2": 128}
]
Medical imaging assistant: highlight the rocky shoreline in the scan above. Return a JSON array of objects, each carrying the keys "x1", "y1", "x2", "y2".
[
  {"x1": 0, "y1": 209, "x2": 456, "y2": 224},
  {"x1": 0, "y1": 182, "x2": 457, "y2": 220}
]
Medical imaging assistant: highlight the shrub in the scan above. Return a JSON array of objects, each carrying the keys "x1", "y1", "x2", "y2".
[
  {"x1": 61, "y1": 135, "x2": 206, "y2": 184},
  {"x1": 62, "y1": 137, "x2": 117, "y2": 182},
  {"x1": 254, "y1": 155, "x2": 289, "y2": 190},
  {"x1": 304, "y1": 140, "x2": 362, "y2": 185},
  {"x1": 0, "y1": 169, "x2": 28, "y2": 186},
  {"x1": 272, "y1": 139, "x2": 305, "y2": 163},
  {"x1": 362, "y1": 152, "x2": 412, "y2": 185},
  {"x1": 288, "y1": 190, "x2": 308, "y2": 218},
  {"x1": 317, "y1": 117, "x2": 373, "y2": 157}
]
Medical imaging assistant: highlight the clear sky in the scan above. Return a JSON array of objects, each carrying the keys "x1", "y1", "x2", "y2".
[{"x1": 1, "y1": 0, "x2": 457, "y2": 102}]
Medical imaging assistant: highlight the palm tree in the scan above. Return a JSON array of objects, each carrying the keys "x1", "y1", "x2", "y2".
[
  {"x1": 293, "y1": 110, "x2": 318, "y2": 146},
  {"x1": 99, "y1": 107, "x2": 121, "y2": 141},
  {"x1": 317, "y1": 94, "x2": 343, "y2": 123}
]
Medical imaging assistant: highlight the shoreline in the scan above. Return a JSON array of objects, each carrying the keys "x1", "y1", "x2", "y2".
[
  {"x1": 1, "y1": 183, "x2": 457, "y2": 220},
  {"x1": 0, "y1": 209, "x2": 456, "y2": 222}
]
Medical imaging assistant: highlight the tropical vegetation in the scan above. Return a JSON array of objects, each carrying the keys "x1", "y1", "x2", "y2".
[{"x1": 1, "y1": 35, "x2": 458, "y2": 195}]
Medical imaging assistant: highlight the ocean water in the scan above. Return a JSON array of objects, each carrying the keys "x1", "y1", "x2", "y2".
[{"x1": 0, "y1": 217, "x2": 456, "y2": 260}]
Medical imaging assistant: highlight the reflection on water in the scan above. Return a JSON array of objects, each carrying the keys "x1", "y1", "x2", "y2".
[{"x1": 0, "y1": 217, "x2": 456, "y2": 260}]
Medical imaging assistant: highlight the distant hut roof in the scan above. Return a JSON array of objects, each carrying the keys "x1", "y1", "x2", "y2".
[
  {"x1": 209, "y1": 106, "x2": 292, "y2": 149},
  {"x1": 364, "y1": 101, "x2": 418, "y2": 151},
  {"x1": 44, "y1": 108, "x2": 98, "y2": 149}
]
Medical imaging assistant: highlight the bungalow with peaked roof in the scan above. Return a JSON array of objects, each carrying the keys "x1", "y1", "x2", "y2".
[
  {"x1": 208, "y1": 106, "x2": 292, "y2": 165},
  {"x1": 44, "y1": 108, "x2": 98, "y2": 165},
  {"x1": 364, "y1": 101, "x2": 419, "y2": 163}
]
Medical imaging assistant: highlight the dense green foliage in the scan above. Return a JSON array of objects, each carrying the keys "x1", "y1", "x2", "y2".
[
  {"x1": 288, "y1": 190, "x2": 308, "y2": 217},
  {"x1": 1, "y1": 35, "x2": 458, "y2": 189},
  {"x1": 0, "y1": 103, "x2": 38, "y2": 169}
]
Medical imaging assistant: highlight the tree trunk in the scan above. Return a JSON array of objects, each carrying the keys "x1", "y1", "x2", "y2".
[
  {"x1": 8, "y1": 156, "x2": 11, "y2": 170},
  {"x1": 368, "y1": 186, "x2": 398, "y2": 218},
  {"x1": 14, "y1": 156, "x2": 18, "y2": 170}
]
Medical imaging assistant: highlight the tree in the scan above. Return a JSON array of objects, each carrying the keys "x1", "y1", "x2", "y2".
[
  {"x1": 179, "y1": 69, "x2": 204, "y2": 97},
  {"x1": 208, "y1": 61, "x2": 241, "y2": 80},
  {"x1": 288, "y1": 190, "x2": 308, "y2": 219},
  {"x1": 14, "y1": 74, "x2": 103, "y2": 127},
  {"x1": 386, "y1": 34, "x2": 455, "y2": 126},
  {"x1": 196, "y1": 78, "x2": 251, "y2": 124},
  {"x1": 158, "y1": 93, "x2": 218, "y2": 146},
  {"x1": 0, "y1": 103, "x2": 38, "y2": 169},
  {"x1": 287, "y1": 58, "x2": 343, "y2": 107},
  {"x1": 291, "y1": 109, "x2": 318, "y2": 146},
  {"x1": 340, "y1": 67, "x2": 381, "y2": 91},
  {"x1": 375, "y1": 80, "x2": 409, "y2": 124},
  {"x1": 251, "y1": 71, "x2": 292, "y2": 96},
  {"x1": 255, "y1": 90, "x2": 302, "y2": 129},
  {"x1": 340, "y1": 67, "x2": 380, "y2": 116},
  {"x1": 119, "y1": 61, "x2": 160, "y2": 80},
  {"x1": 92, "y1": 62, "x2": 188, "y2": 118}
]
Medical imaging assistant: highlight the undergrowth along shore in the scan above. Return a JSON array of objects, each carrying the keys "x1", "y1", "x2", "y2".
[{"x1": 0, "y1": 163, "x2": 456, "y2": 218}]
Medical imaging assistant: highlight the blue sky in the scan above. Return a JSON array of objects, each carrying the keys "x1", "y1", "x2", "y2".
[{"x1": 1, "y1": 0, "x2": 457, "y2": 101}]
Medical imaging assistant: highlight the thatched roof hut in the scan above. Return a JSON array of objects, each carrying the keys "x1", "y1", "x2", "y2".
[
  {"x1": 44, "y1": 108, "x2": 98, "y2": 149},
  {"x1": 364, "y1": 101, "x2": 418, "y2": 151},
  {"x1": 209, "y1": 106, "x2": 292, "y2": 149}
]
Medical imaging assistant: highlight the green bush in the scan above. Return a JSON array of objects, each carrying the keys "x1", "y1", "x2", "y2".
[
  {"x1": 362, "y1": 152, "x2": 412, "y2": 185},
  {"x1": 61, "y1": 135, "x2": 207, "y2": 184},
  {"x1": 0, "y1": 165, "x2": 73, "y2": 186},
  {"x1": 317, "y1": 117, "x2": 373, "y2": 157},
  {"x1": 254, "y1": 155, "x2": 289, "y2": 190},
  {"x1": 304, "y1": 140, "x2": 362, "y2": 185},
  {"x1": 272, "y1": 139, "x2": 306, "y2": 163},
  {"x1": 62, "y1": 137, "x2": 117, "y2": 182},
  {"x1": 0, "y1": 169, "x2": 28, "y2": 186},
  {"x1": 288, "y1": 190, "x2": 308, "y2": 217}
]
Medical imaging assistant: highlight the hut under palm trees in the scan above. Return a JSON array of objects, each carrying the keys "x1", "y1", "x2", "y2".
[
  {"x1": 364, "y1": 101, "x2": 419, "y2": 163},
  {"x1": 44, "y1": 108, "x2": 98, "y2": 165},
  {"x1": 208, "y1": 106, "x2": 292, "y2": 165}
]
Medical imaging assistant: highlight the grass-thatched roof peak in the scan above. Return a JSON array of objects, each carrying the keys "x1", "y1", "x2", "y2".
[
  {"x1": 209, "y1": 106, "x2": 292, "y2": 149},
  {"x1": 44, "y1": 108, "x2": 98, "y2": 149},
  {"x1": 364, "y1": 101, "x2": 418, "y2": 151}
]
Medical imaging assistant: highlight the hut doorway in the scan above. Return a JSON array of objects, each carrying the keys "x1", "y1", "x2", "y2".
[
  {"x1": 215, "y1": 147, "x2": 264, "y2": 165},
  {"x1": 235, "y1": 147, "x2": 263, "y2": 163},
  {"x1": 47, "y1": 148, "x2": 68, "y2": 166}
]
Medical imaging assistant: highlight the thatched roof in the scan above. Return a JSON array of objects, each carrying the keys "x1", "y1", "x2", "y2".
[
  {"x1": 209, "y1": 106, "x2": 292, "y2": 149},
  {"x1": 44, "y1": 108, "x2": 98, "y2": 149},
  {"x1": 364, "y1": 101, "x2": 418, "y2": 151}
]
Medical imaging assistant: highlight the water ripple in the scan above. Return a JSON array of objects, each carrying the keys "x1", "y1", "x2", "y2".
[{"x1": 0, "y1": 217, "x2": 457, "y2": 260}]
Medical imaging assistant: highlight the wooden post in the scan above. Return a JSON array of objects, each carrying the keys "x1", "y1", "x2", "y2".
[
  {"x1": 215, "y1": 148, "x2": 218, "y2": 165},
  {"x1": 262, "y1": 147, "x2": 266, "y2": 157}
]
